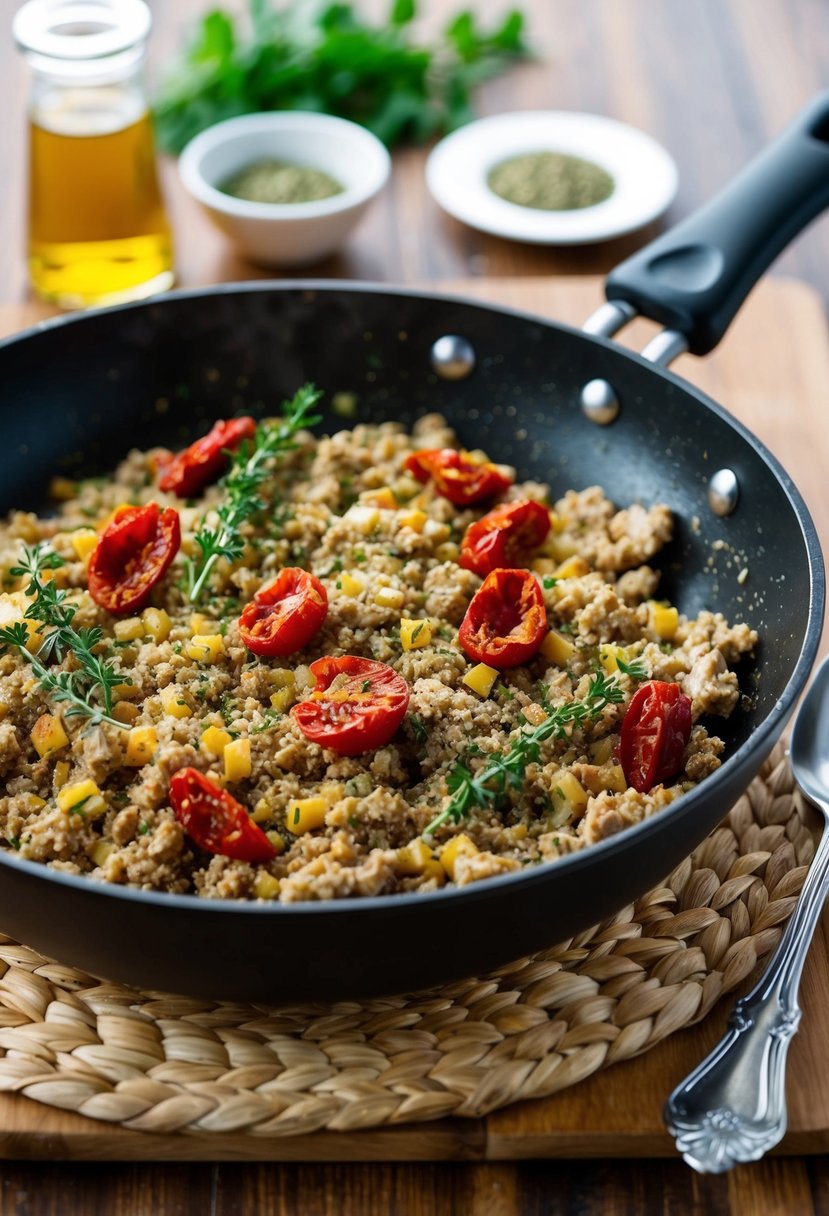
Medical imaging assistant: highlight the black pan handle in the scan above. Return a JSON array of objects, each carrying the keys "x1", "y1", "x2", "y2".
[{"x1": 605, "y1": 92, "x2": 829, "y2": 356}]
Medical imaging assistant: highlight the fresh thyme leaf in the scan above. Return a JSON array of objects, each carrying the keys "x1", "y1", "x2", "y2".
[
  {"x1": 615, "y1": 655, "x2": 649, "y2": 681},
  {"x1": 408, "y1": 713, "x2": 428, "y2": 744},
  {"x1": 187, "y1": 384, "x2": 322, "y2": 603},
  {"x1": 0, "y1": 544, "x2": 127, "y2": 729},
  {"x1": 424, "y1": 671, "x2": 626, "y2": 836}
]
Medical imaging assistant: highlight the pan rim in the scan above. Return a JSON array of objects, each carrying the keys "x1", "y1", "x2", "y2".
[{"x1": 0, "y1": 279, "x2": 822, "y2": 918}]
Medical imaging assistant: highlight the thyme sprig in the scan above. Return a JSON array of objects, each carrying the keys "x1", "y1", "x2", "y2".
[
  {"x1": 0, "y1": 544, "x2": 126, "y2": 729},
  {"x1": 424, "y1": 671, "x2": 627, "y2": 837},
  {"x1": 186, "y1": 384, "x2": 322, "y2": 603}
]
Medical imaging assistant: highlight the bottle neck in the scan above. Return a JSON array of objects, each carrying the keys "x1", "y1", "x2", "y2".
[{"x1": 26, "y1": 47, "x2": 148, "y2": 136}]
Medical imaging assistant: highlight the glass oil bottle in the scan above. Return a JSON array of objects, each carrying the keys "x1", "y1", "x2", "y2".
[{"x1": 14, "y1": 0, "x2": 174, "y2": 308}]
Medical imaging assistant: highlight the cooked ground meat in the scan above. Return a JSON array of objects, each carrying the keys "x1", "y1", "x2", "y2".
[{"x1": 0, "y1": 412, "x2": 757, "y2": 902}]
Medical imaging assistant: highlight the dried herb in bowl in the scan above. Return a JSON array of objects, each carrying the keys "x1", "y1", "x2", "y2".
[{"x1": 221, "y1": 160, "x2": 344, "y2": 204}]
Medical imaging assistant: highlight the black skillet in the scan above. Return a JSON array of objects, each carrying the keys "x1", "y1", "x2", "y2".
[{"x1": 0, "y1": 97, "x2": 827, "y2": 1002}]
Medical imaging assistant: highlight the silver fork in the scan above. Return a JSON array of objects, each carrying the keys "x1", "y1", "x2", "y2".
[{"x1": 664, "y1": 655, "x2": 829, "y2": 1173}]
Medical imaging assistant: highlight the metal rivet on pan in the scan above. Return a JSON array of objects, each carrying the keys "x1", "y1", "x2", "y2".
[
  {"x1": 579, "y1": 378, "x2": 620, "y2": 425},
  {"x1": 708, "y1": 468, "x2": 739, "y2": 516},
  {"x1": 430, "y1": 335, "x2": 475, "y2": 380}
]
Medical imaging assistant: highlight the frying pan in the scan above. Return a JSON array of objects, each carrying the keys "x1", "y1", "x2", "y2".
[{"x1": 0, "y1": 97, "x2": 827, "y2": 1002}]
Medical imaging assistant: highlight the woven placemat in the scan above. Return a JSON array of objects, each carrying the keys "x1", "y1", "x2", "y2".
[{"x1": 0, "y1": 741, "x2": 816, "y2": 1138}]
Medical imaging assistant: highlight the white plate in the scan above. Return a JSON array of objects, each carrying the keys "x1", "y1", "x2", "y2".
[{"x1": 425, "y1": 110, "x2": 679, "y2": 245}]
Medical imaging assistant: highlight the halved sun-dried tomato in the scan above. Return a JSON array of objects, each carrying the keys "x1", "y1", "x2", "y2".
[
  {"x1": 168, "y1": 768, "x2": 276, "y2": 862},
  {"x1": 87, "y1": 503, "x2": 180, "y2": 616},
  {"x1": 459, "y1": 499, "x2": 551, "y2": 577},
  {"x1": 458, "y1": 568, "x2": 547, "y2": 669},
  {"x1": 404, "y1": 448, "x2": 512, "y2": 506},
  {"x1": 239, "y1": 568, "x2": 328, "y2": 657},
  {"x1": 158, "y1": 416, "x2": 256, "y2": 498},
  {"x1": 620, "y1": 680, "x2": 693, "y2": 793},
  {"x1": 291, "y1": 656, "x2": 410, "y2": 756}
]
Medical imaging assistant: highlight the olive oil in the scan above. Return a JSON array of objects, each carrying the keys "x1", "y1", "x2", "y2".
[{"x1": 28, "y1": 111, "x2": 173, "y2": 308}]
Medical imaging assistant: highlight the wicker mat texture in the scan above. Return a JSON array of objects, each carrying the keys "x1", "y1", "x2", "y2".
[{"x1": 0, "y1": 742, "x2": 816, "y2": 1138}]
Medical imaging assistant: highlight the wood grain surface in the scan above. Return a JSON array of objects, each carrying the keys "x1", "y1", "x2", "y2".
[{"x1": 1, "y1": 0, "x2": 829, "y2": 1212}]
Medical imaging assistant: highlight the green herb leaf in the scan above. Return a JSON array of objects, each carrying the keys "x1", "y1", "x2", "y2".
[
  {"x1": 187, "y1": 384, "x2": 322, "y2": 603},
  {"x1": 153, "y1": 0, "x2": 529, "y2": 155},
  {"x1": 0, "y1": 544, "x2": 127, "y2": 729},
  {"x1": 424, "y1": 671, "x2": 626, "y2": 836}
]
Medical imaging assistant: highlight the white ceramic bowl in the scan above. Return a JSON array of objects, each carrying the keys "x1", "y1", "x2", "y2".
[{"x1": 179, "y1": 112, "x2": 391, "y2": 267}]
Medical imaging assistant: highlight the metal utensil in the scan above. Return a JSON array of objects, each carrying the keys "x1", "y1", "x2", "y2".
[{"x1": 665, "y1": 655, "x2": 829, "y2": 1172}]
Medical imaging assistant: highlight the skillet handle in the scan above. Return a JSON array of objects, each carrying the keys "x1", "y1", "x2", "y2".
[{"x1": 605, "y1": 92, "x2": 829, "y2": 356}]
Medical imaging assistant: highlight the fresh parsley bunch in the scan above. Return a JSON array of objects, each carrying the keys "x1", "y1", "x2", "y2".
[{"x1": 153, "y1": 0, "x2": 528, "y2": 154}]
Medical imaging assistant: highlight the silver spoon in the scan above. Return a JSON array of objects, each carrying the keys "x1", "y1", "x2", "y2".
[{"x1": 664, "y1": 654, "x2": 829, "y2": 1173}]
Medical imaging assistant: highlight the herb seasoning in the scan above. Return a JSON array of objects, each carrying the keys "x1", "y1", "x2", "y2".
[
  {"x1": 221, "y1": 159, "x2": 344, "y2": 205},
  {"x1": 488, "y1": 150, "x2": 614, "y2": 211}
]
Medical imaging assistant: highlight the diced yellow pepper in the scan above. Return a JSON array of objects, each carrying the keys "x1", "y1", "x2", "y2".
[
  {"x1": 462, "y1": 662, "x2": 499, "y2": 698},
  {"x1": 112, "y1": 702, "x2": 140, "y2": 725},
  {"x1": 125, "y1": 726, "x2": 158, "y2": 767},
  {"x1": 161, "y1": 686, "x2": 192, "y2": 718},
  {"x1": 185, "y1": 634, "x2": 225, "y2": 663},
  {"x1": 648, "y1": 600, "x2": 679, "y2": 641},
  {"x1": 53, "y1": 760, "x2": 70, "y2": 790},
  {"x1": 91, "y1": 839, "x2": 115, "y2": 867},
  {"x1": 373, "y1": 586, "x2": 405, "y2": 609},
  {"x1": 58, "y1": 779, "x2": 105, "y2": 818},
  {"x1": 344, "y1": 504, "x2": 380, "y2": 534},
  {"x1": 421, "y1": 859, "x2": 446, "y2": 885},
  {"x1": 548, "y1": 511, "x2": 566, "y2": 535},
  {"x1": 142, "y1": 606, "x2": 172, "y2": 643},
  {"x1": 398, "y1": 507, "x2": 427, "y2": 533},
  {"x1": 287, "y1": 796, "x2": 328, "y2": 834},
  {"x1": 269, "y1": 668, "x2": 296, "y2": 689},
  {"x1": 253, "y1": 872, "x2": 280, "y2": 900},
  {"x1": 114, "y1": 617, "x2": 145, "y2": 642},
  {"x1": 269, "y1": 688, "x2": 294, "y2": 712},
  {"x1": 589, "y1": 736, "x2": 615, "y2": 765},
  {"x1": 71, "y1": 529, "x2": 99, "y2": 563},
  {"x1": 31, "y1": 713, "x2": 69, "y2": 758},
  {"x1": 540, "y1": 629, "x2": 576, "y2": 666},
  {"x1": 401, "y1": 617, "x2": 433, "y2": 651},
  {"x1": 550, "y1": 771, "x2": 589, "y2": 817},
  {"x1": 266, "y1": 831, "x2": 286, "y2": 853},
  {"x1": 434, "y1": 542, "x2": 459, "y2": 563},
  {"x1": 397, "y1": 838, "x2": 433, "y2": 875},
  {"x1": 252, "y1": 797, "x2": 272, "y2": 824},
  {"x1": 190, "y1": 613, "x2": 218, "y2": 637},
  {"x1": 339, "y1": 572, "x2": 366, "y2": 597},
  {"x1": 360, "y1": 488, "x2": 396, "y2": 509},
  {"x1": 224, "y1": 737, "x2": 251, "y2": 782},
  {"x1": 600, "y1": 644, "x2": 628, "y2": 675},
  {"x1": 201, "y1": 725, "x2": 232, "y2": 756},
  {"x1": 554, "y1": 556, "x2": 590, "y2": 580},
  {"x1": 548, "y1": 535, "x2": 580, "y2": 562},
  {"x1": 440, "y1": 832, "x2": 478, "y2": 879}
]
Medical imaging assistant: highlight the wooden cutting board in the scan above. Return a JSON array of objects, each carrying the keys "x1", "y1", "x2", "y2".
[{"x1": 0, "y1": 275, "x2": 827, "y2": 1161}]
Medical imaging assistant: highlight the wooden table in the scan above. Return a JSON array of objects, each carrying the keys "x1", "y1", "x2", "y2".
[{"x1": 2, "y1": 1, "x2": 829, "y2": 1213}]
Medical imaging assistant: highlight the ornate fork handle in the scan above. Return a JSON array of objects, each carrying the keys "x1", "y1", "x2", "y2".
[{"x1": 665, "y1": 807, "x2": 829, "y2": 1173}]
